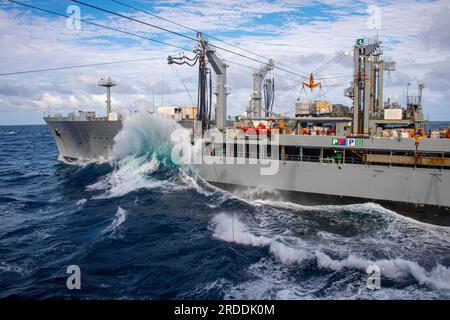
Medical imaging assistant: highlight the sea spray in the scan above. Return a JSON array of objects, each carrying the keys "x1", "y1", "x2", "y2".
[
  {"x1": 87, "y1": 153, "x2": 161, "y2": 199},
  {"x1": 87, "y1": 110, "x2": 198, "y2": 198},
  {"x1": 113, "y1": 109, "x2": 186, "y2": 165},
  {"x1": 211, "y1": 213, "x2": 271, "y2": 246}
]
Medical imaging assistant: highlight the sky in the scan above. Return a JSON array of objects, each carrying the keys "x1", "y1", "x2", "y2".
[{"x1": 0, "y1": 0, "x2": 449, "y2": 125}]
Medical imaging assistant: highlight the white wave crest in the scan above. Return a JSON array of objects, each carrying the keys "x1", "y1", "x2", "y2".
[
  {"x1": 112, "y1": 109, "x2": 185, "y2": 161},
  {"x1": 58, "y1": 155, "x2": 112, "y2": 167},
  {"x1": 76, "y1": 199, "x2": 87, "y2": 206},
  {"x1": 211, "y1": 213, "x2": 311, "y2": 265},
  {"x1": 314, "y1": 251, "x2": 450, "y2": 290},
  {"x1": 251, "y1": 199, "x2": 392, "y2": 214},
  {"x1": 220, "y1": 258, "x2": 449, "y2": 300},
  {"x1": 103, "y1": 206, "x2": 127, "y2": 234},
  {"x1": 84, "y1": 109, "x2": 207, "y2": 198},
  {"x1": 210, "y1": 212, "x2": 450, "y2": 291},
  {"x1": 178, "y1": 171, "x2": 216, "y2": 197},
  {"x1": 211, "y1": 213, "x2": 271, "y2": 247},
  {"x1": 87, "y1": 153, "x2": 160, "y2": 199},
  {"x1": 269, "y1": 241, "x2": 312, "y2": 265}
]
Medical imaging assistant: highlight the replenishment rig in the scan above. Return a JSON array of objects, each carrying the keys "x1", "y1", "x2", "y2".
[{"x1": 175, "y1": 36, "x2": 450, "y2": 219}]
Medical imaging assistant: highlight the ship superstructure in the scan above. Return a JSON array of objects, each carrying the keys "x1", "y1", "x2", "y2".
[
  {"x1": 43, "y1": 33, "x2": 450, "y2": 217},
  {"x1": 178, "y1": 36, "x2": 450, "y2": 217}
]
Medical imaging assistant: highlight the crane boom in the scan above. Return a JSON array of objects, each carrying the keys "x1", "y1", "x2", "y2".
[
  {"x1": 205, "y1": 45, "x2": 228, "y2": 130},
  {"x1": 249, "y1": 59, "x2": 274, "y2": 118}
]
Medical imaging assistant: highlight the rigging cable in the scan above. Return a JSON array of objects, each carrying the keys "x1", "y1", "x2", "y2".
[
  {"x1": 224, "y1": 59, "x2": 298, "y2": 82},
  {"x1": 168, "y1": 54, "x2": 199, "y2": 67},
  {"x1": 169, "y1": 64, "x2": 195, "y2": 107},
  {"x1": 274, "y1": 79, "x2": 301, "y2": 100},
  {"x1": 71, "y1": 0, "x2": 198, "y2": 43},
  {"x1": 110, "y1": 0, "x2": 309, "y2": 77},
  {"x1": 207, "y1": 69, "x2": 212, "y2": 127},
  {"x1": 69, "y1": 0, "x2": 308, "y2": 79},
  {"x1": 225, "y1": 59, "x2": 351, "y2": 82},
  {"x1": 313, "y1": 52, "x2": 347, "y2": 74},
  {"x1": 6, "y1": 0, "x2": 352, "y2": 114},
  {"x1": 6, "y1": 0, "x2": 191, "y2": 51},
  {"x1": 316, "y1": 75, "x2": 353, "y2": 99},
  {"x1": 6, "y1": 0, "x2": 347, "y2": 94},
  {"x1": 0, "y1": 57, "x2": 164, "y2": 77},
  {"x1": 274, "y1": 71, "x2": 353, "y2": 100},
  {"x1": 319, "y1": 74, "x2": 354, "y2": 79}
]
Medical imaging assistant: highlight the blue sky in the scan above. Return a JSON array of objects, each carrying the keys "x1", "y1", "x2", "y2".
[{"x1": 0, "y1": 0, "x2": 449, "y2": 124}]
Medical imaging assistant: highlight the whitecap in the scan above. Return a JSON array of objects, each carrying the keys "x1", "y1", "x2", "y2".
[
  {"x1": 221, "y1": 257, "x2": 449, "y2": 300},
  {"x1": 209, "y1": 212, "x2": 450, "y2": 291},
  {"x1": 103, "y1": 207, "x2": 127, "y2": 234},
  {"x1": 58, "y1": 155, "x2": 112, "y2": 167},
  {"x1": 87, "y1": 153, "x2": 161, "y2": 199},
  {"x1": 0, "y1": 262, "x2": 23, "y2": 274},
  {"x1": 314, "y1": 251, "x2": 450, "y2": 291},
  {"x1": 76, "y1": 199, "x2": 87, "y2": 206},
  {"x1": 112, "y1": 109, "x2": 185, "y2": 161},
  {"x1": 211, "y1": 213, "x2": 271, "y2": 247}
]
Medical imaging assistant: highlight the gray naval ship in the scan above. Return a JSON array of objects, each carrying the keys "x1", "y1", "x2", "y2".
[
  {"x1": 44, "y1": 77, "x2": 122, "y2": 161},
  {"x1": 45, "y1": 37, "x2": 450, "y2": 221},
  {"x1": 182, "y1": 36, "x2": 450, "y2": 220},
  {"x1": 44, "y1": 77, "x2": 195, "y2": 161}
]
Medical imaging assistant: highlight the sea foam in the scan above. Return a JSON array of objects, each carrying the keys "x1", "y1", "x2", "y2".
[{"x1": 210, "y1": 211, "x2": 450, "y2": 291}]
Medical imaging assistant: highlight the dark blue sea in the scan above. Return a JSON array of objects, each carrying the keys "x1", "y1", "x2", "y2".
[{"x1": 1, "y1": 119, "x2": 450, "y2": 300}]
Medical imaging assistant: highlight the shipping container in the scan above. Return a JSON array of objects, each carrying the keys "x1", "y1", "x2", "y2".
[
  {"x1": 295, "y1": 100, "x2": 312, "y2": 116},
  {"x1": 384, "y1": 108, "x2": 403, "y2": 120},
  {"x1": 314, "y1": 101, "x2": 333, "y2": 114}
]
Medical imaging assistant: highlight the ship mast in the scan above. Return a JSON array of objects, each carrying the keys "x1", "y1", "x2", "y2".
[
  {"x1": 168, "y1": 33, "x2": 228, "y2": 132},
  {"x1": 248, "y1": 60, "x2": 274, "y2": 118},
  {"x1": 98, "y1": 77, "x2": 117, "y2": 117}
]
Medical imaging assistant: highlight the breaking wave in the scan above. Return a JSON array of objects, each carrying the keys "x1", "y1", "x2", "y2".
[
  {"x1": 87, "y1": 153, "x2": 162, "y2": 199},
  {"x1": 58, "y1": 154, "x2": 112, "y2": 167},
  {"x1": 87, "y1": 110, "x2": 450, "y2": 296},
  {"x1": 85, "y1": 110, "x2": 194, "y2": 198},
  {"x1": 210, "y1": 204, "x2": 450, "y2": 295},
  {"x1": 61, "y1": 111, "x2": 450, "y2": 299},
  {"x1": 6, "y1": 122, "x2": 450, "y2": 299},
  {"x1": 76, "y1": 198, "x2": 87, "y2": 205},
  {"x1": 213, "y1": 258, "x2": 450, "y2": 300},
  {"x1": 112, "y1": 110, "x2": 186, "y2": 164},
  {"x1": 103, "y1": 206, "x2": 128, "y2": 235}
]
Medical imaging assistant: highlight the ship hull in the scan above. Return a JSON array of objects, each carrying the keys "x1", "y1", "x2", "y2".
[
  {"x1": 195, "y1": 156, "x2": 450, "y2": 222},
  {"x1": 44, "y1": 118, "x2": 122, "y2": 161}
]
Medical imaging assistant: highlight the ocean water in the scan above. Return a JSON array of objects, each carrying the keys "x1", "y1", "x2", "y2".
[{"x1": 0, "y1": 116, "x2": 450, "y2": 300}]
